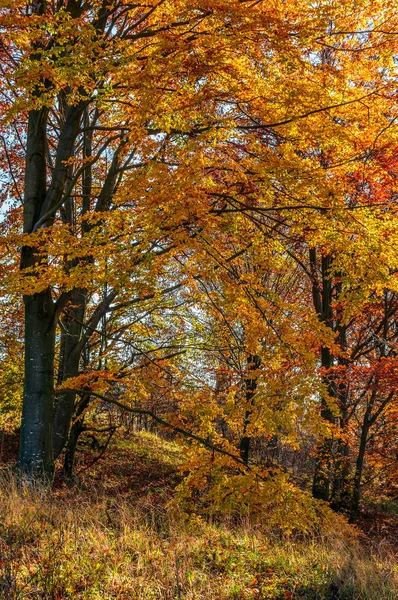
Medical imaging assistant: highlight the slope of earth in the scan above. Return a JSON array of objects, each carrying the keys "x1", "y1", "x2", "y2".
[{"x1": 0, "y1": 430, "x2": 397, "y2": 599}]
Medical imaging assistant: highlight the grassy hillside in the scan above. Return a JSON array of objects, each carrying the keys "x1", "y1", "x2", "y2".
[{"x1": 0, "y1": 431, "x2": 397, "y2": 599}]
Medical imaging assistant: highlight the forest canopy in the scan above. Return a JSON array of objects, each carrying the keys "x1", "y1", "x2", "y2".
[{"x1": 0, "y1": 0, "x2": 397, "y2": 533}]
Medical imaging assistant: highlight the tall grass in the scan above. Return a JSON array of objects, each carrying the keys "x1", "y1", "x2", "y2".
[{"x1": 0, "y1": 432, "x2": 396, "y2": 599}]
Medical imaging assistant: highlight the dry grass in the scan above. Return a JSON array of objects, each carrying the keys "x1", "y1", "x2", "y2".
[{"x1": 0, "y1": 432, "x2": 396, "y2": 599}]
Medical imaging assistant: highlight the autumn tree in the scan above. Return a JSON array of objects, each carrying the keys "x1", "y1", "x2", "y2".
[{"x1": 0, "y1": 0, "x2": 397, "y2": 528}]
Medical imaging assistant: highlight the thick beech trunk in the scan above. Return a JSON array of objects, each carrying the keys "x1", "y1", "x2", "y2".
[
  {"x1": 18, "y1": 1, "x2": 112, "y2": 479},
  {"x1": 18, "y1": 291, "x2": 56, "y2": 478},
  {"x1": 18, "y1": 100, "x2": 56, "y2": 478},
  {"x1": 19, "y1": 105, "x2": 84, "y2": 474}
]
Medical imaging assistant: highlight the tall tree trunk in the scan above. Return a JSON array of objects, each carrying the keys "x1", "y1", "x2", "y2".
[
  {"x1": 53, "y1": 107, "x2": 92, "y2": 458},
  {"x1": 312, "y1": 346, "x2": 335, "y2": 500},
  {"x1": 63, "y1": 418, "x2": 83, "y2": 483},
  {"x1": 310, "y1": 251, "x2": 336, "y2": 501},
  {"x1": 330, "y1": 398, "x2": 351, "y2": 511},
  {"x1": 62, "y1": 393, "x2": 90, "y2": 483},
  {"x1": 53, "y1": 289, "x2": 86, "y2": 457},
  {"x1": 350, "y1": 414, "x2": 369, "y2": 523},
  {"x1": 17, "y1": 0, "x2": 109, "y2": 479},
  {"x1": 18, "y1": 291, "x2": 56, "y2": 478},
  {"x1": 331, "y1": 434, "x2": 351, "y2": 512},
  {"x1": 239, "y1": 354, "x2": 260, "y2": 466},
  {"x1": 18, "y1": 99, "x2": 56, "y2": 478},
  {"x1": 330, "y1": 317, "x2": 352, "y2": 512}
]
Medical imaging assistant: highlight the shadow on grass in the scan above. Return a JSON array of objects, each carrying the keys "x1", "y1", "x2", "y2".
[{"x1": 285, "y1": 581, "x2": 351, "y2": 599}]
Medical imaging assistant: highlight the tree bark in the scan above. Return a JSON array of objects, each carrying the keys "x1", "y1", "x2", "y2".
[
  {"x1": 239, "y1": 354, "x2": 260, "y2": 466},
  {"x1": 62, "y1": 394, "x2": 90, "y2": 483},
  {"x1": 18, "y1": 291, "x2": 56, "y2": 478},
  {"x1": 53, "y1": 107, "x2": 93, "y2": 457},
  {"x1": 312, "y1": 346, "x2": 335, "y2": 501},
  {"x1": 18, "y1": 100, "x2": 56, "y2": 478},
  {"x1": 53, "y1": 289, "x2": 86, "y2": 457},
  {"x1": 311, "y1": 251, "x2": 336, "y2": 501},
  {"x1": 350, "y1": 414, "x2": 369, "y2": 523},
  {"x1": 19, "y1": 104, "x2": 85, "y2": 475},
  {"x1": 17, "y1": 0, "x2": 114, "y2": 479},
  {"x1": 63, "y1": 418, "x2": 83, "y2": 483},
  {"x1": 330, "y1": 317, "x2": 352, "y2": 513}
]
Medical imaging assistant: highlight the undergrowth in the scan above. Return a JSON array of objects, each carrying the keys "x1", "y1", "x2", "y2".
[{"x1": 0, "y1": 431, "x2": 396, "y2": 599}]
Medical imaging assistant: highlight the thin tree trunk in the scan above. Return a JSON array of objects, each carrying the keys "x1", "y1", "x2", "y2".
[
  {"x1": 331, "y1": 436, "x2": 351, "y2": 512},
  {"x1": 350, "y1": 414, "x2": 369, "y2": 523},
  {"x1": 53, "y1": 289, "x2": 86, "y2": 457},
  {"x1": 239, "y1": 354, "x2": 260, "y2": 466},
  {"x1": 330, "y1": 397, "x2": 351, "y2": 511},
  {"x1": 312, "y1": 346, "x2": 335, "y2": 501},
  {"x1": 311, "y1": 251, "x2": 336, "y2": 501},
  {"x1": 62, "y1": 394, "x2": 90, "y2": 483},
  {"x1": 331, "y1": 318, "x2": 351, "y2": 512},
  {"x1": 63, "y1": 420, "x2": 83, "y2": 483}
]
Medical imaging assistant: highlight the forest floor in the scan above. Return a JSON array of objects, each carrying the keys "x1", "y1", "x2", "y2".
[{"x1": 0, "y1": 430, "x2": 397, "y2": 600}]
